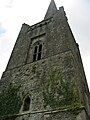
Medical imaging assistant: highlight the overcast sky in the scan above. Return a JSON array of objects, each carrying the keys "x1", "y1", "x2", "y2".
[{"x1": 0, "y1": 0, "x2": 90, "y2": 89}]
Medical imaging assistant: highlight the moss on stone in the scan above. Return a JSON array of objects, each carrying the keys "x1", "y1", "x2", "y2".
[
  {"x1": 43, "y1": 68, "x2": 81, "y2": 109},
  {"x1": 0, "y1": 83, "x2": 22, "y2": 117}
]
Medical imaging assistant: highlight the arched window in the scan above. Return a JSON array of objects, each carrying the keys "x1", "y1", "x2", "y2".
[
  {"x1": 37, "y1": 44, "x2": 42, "y2": 60},
  {"x1": 33, "y1": 44, "x2": 42, "y2": 62},
  {"x1": 33, "y1": 46, "x2": 38, "y2": 62},
  {"x1": 23, "y1": 96, "x2": 30, "y2": 111}
]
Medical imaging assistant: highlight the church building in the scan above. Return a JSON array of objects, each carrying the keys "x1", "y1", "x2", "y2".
[{"x1": 0, "y1": 0, "x2": 90, "y2": 120}]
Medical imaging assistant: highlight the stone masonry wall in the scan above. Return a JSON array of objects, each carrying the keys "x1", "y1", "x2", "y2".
[{"x1": 1, "y1": 50, "x2": 81, "y2": 114}]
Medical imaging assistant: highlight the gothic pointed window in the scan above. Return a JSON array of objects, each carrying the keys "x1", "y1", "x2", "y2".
[
  {"x1": 23, "y1": 96, "x2": 30, "y2": 111},
  {"x1": 33, "y1": 46, "x2": 37, "y2": 62},
  {"x1": 37, "y1": 44, "x2": 42, "y2": 60},
  {"x1": 33, "y1": 43, "x2": 42, "y2": 62}
]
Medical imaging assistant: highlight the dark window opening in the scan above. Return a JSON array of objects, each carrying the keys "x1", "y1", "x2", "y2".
[
  {"x1": 34, "y1": 46, "x2": 37, "y2": 53},
  {"x1": 39, "y1": 44, "x2": 42, "y2": 52},
  {"x1": 23, "y1": 96, "x2": 30, "y2": 111},
  {"x1": 33, "y1": 46, "x2": 37, "y2": 62},
  {"x1": 37, "y1": 44, "x2": 42, "y2": 60},
  {"x1": 37, "y1": 52, "x2": 41, "y2": 60},
  {"x1": 33, "y1": 54, "x2": 37, "y2": 62},
  {"x1": 33, "y1": 44, "x2": 42, "y2": 62}
]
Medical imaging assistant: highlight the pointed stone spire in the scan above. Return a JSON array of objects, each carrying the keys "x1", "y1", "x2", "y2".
[{"x1": 44, "y1": 0, "x2": 57, "y2": 19}]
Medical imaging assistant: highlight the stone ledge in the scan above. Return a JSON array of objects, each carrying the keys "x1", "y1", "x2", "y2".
[{"x1": 0, "y1": 106, "x2": 84, "y2": 118}]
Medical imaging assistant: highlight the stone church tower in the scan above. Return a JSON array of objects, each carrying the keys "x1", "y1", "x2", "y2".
[{"x1": 0, "y1": 0, "x2": 90, "y2": 119}]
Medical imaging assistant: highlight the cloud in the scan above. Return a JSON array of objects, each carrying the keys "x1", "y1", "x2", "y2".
[
  {"x1": 83, "y1": 56, "x2": 90, "y2": 86},
  {"x1": 0, "y1": 24, "x2": 6, "y2": 37},
  {"x1": 62, "y1": 0, "x2": 90, "y2": 57}
]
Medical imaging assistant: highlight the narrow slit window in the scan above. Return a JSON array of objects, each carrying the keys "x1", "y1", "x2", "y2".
[
  {"x1": 39, "y1": 44, "x2": 42, "y2": 52},
  {"x1": 23, "y1": 96, "x2": 30, "y2": 111},
  {"x1": 33, "y1": 46, "x2": 37, "y2": 62},
  {"x1": 37, "y1": 44, "x2": 42, "y2": 60}
]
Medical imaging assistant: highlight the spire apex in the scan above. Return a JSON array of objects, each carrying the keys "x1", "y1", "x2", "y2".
[{"x1": 44, "y1": 0, "x2": 57, "y2": 19}]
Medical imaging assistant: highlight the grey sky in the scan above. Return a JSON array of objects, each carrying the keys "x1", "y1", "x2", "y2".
[
  {"x1": 0, "y1": 24, "x2": 6, "y2": 36},
  {"x1": 0, "y1": 0, "x2": 90, "y2": 89}
]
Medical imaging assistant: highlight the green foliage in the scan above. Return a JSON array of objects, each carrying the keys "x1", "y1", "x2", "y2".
[
  {"x1": 0, "y1": 115, "x2": 16, "y2": 120},
  {"x1": 0, "y1": 83, "x2": 22, "y2": 116},
  {"x1": 43, "y1": 69, "x2": 81, "y2": 109}
]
